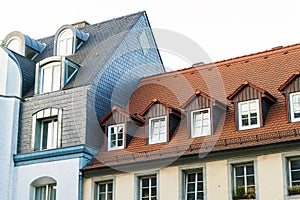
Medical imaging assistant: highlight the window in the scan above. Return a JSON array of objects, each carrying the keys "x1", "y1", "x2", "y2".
[
  {"x1": 149, "y1": 116, "x2": 167, "y2": 144},
  {"x1": 39, "y1": 63, "x2": 61, "y2": 94},
  {"x1": 57, "y1": 29, "x2": 73, "y2": 56},
  {"x1": 32, "y1": 108, "x2": 62, "y2": 151},
  {"x1": 238, "y1": 99, "x2": 260, "y2": 130},
  {"x1": 65, "y1": 61, "x2": 78, "y2": 84},
  {"x1": 35, "y1": 184, "x2": 56, "y2": 200},
  {"x1": 287, "y1": 158, "x2": 300, "y2": 196},
  {"x1": 191, "y1": 109, "x2": 211, "y2": 138},
  {"x1": 233, "y1": 163, "x2": 256, "y2": 199},
  {"x1": 7, "y1": 36, "x2": 22, "y2": 54},
  {"x1": 139, "y1": 175, "x2": 157, "y2": 200},
  {"x1": 108, "y1": 124, "x2": 124, "y2": 151},
  {"x1": 139, "y1": 30, "x2": 150, "y2": 55},
  {"x1": 290, "y1": 92, "x2": 300, "y2": 122},
  {"x1": 184, "y1": 170, "x2": 204, "y2": 200},
  {"x1": 97, "y1": 181, "x2": 113, "y2": 200}
]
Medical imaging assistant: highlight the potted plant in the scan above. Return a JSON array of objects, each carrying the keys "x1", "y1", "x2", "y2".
[
  {"x1": 288, "y1": 185, "x2": 300, "y2": 195},
  {"x1": 233, "y1": 186, "x2": 256, "y2": 200}
]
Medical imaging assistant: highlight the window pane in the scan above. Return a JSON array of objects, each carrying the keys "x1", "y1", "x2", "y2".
[
  {"x1": 42, "y1": 67, "x2": 53, "y2": 93},
  {"x1": 246, "y1": 165, "x2": 254, "y2": 175},
  {"x1": 107, "y1": 183, "x2": 113, "y2": 192},
  {"x1": 151, "y1": 177, "x2": 157, "y2": 186},
  {"x1": 242, "y1": 119, "x2": 249, "y2": 126},
  {"x1": 292, "y1": 171, "x2": 300, "y2": 181},
  {"x1": 291, "y1": 160, "x2": 300, "y2": 170},
  {"x1": 35, "y1": 186, "x2": 46, "y2": 200},
  {"x1": 99, "y1": 194, "x2": 105, "y2": 200},
  {"x1": 52, "y1": 65, "x2": 61, "y2": 91},
  {"x1": 197, "y1": 172, "x2": 203, "y2": 181},
  {"x1": 187, "y1": 183, "x2": 195, "y2": 192},
  {"x1": 42, "y1": 121, "x2": 49, "y2": 150},
  {"x1": 236, "y1": 177, "x2": 245, "y2": 187},
  {"x1": 197, "y1": 182, "x2": 203, "y2": 191},
  {"x1": 247, "y1": 176, "x2": 255, "y2": 186},
  {"x1": 187, "y1": 193, "x2": 195, "y2": 200},
  {"x1": 188, "y1": 173, "x2": 196, "y2": 182},
  {"x1": 142, "y1": 178, "x2": 149, "y2": 187},
  {"x1": 235, "y1": 166, "x2": 244, "y2": 176},
  {"x1": 197, "y1": 192, "x2": 204, "y2": 200},
  {"x1": 99, "y1": 184, "x2": 106, "y2": 192},
  {"x1": 241, "y1": 103, "x2": 248, "y2": 112},
  {"x1": 151, "y1": 187, "x2": 157, "y2": 196}
]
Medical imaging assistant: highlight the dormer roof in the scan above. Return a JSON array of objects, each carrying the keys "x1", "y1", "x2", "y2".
[
  {"x1": 227, "y1": 81, "x2": 277, "y2": 103},
  {"x1": 278, "y1": 70, "x2": 300, "y2": 92}
]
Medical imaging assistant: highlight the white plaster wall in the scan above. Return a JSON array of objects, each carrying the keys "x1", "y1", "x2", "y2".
[
  {"x1": 0, "y1": 47, "x2": 22, "y2": 200},
  {"x1": 206, "y1": 160, "x2": 229, "y2": 200},
  {"x1": 14, "y1": 158, "x2": 80, "y2": 200}
]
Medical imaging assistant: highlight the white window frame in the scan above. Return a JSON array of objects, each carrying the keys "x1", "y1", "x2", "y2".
[
  {"x1": 139, "y1": 175, "x2": 157, "y2": 200},
  {"x1": 107, "y1": 124, "x2": 125, "y2": 151},
  {"x1": 57, "y1": 29, "x2": 74, "y2": 56},
  {"x1": 232, "y1": 163, "x2": 256, "y2": 198},
  {"x1": 289, "y1": 92, "x2": 300, "y2": 122},
  {"x1": 184, "y1": 169, "x2": 204, "y2": 200},
  {"x1": 39, "y1": 62, "x2": 61, "y2": 94},
  {"x1": 149, "y1": 116, "x2": 167, "y2": 144},
  {"x1": 96, "y1": 180, "x2": 113, "y2": 200},
  {"x1": 7, "y1": 36, "x2": 22, "y2": 55},
  {"x1": 288, "y1": 157, "x2": 300, "y2": 187},
  {"x1": 191, "y1": 108, "x2": 211, "y2": 138},
  {"x1": 32, "y1": 108, "x2": 62, "y2": 151},
  {"x1": 238, "y1": 99, "x2": 260, "y2": 130},
  {"x1": 34, "y1": 183, "x2": 56, "y2": 200}
]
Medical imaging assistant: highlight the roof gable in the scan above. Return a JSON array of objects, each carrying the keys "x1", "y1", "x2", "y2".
[
  {"x1": 227, "y1": 81, "x2": 276, "y2": 103},
  {"x1": 140, "y1": 99, "x2": 181, "y2": 118},
  {"x1": 278, "y1": 70, "x2": 300, "y2": 93}
]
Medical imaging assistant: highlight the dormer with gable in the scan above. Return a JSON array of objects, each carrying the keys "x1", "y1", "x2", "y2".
[
  {"x1": 182, "y1": 90, "x2": 226, "y2": 137},
  {"x1": 3, "y1": 31, "x2": 46, "y2": 60},
  {"x1": 99, "y1": 106, "x2": 143, "y2": 151},
  {"x1": 279, "y1": 70, "x2": 300, "y2": 122},
  {"x1": 228, "y1": 81, "x2": 276, "y2": 130},
  {"x1": 139, "y1": 99, "x2": 181, "y2": 145}
]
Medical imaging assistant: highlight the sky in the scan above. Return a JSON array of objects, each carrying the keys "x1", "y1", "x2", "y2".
[{"x1": 1, "y1": 0, "x2": 300, "y2": 70}]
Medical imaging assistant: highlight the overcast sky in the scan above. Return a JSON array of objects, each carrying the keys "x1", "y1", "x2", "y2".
[{"x1": 1, "y1": 0, "x2": 300, "y2": 70}]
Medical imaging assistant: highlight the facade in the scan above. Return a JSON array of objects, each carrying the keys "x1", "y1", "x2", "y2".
[
  {"x1": 83, "y1": 44, "x2": 300, "y2": 200},
  {"x1": 0, "y1": 12, "x2": 164, "y2": 200}
]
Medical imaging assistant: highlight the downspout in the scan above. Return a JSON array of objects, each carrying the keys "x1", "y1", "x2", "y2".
[{"x1": 79, "y1": 171, "x2": 83, "y2": 200}]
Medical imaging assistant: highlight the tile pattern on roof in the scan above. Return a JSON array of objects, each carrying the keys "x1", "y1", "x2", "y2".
[{"x1": 86, "y1": 43, "x2": 300, "y2": 169}]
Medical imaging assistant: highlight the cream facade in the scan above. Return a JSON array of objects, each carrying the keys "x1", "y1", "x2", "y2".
[{"x1": 83, "y1": 148, "x2": 300, "y2": 200}]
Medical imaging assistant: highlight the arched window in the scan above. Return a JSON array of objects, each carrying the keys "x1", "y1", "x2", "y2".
[
  {"x1": 7, "y1": 36, "x2": 22, "y2": 54},
  {"x1": 31, "y1": 177, "x2": 57, "y2": 200},
  {"x1": 39, "y1": 62, "x2": 61, "y2": 94},
  {"x1": 32, "y1": 108, "x2": 62, "y2": 151},
  {"x1": 57, "y1": 29, "x2": 73, "y2": 56}
]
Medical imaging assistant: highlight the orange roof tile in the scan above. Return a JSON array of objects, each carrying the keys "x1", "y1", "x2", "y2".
[{"x1": 86, "y1": 43, "x2": 300, "y2": 170}]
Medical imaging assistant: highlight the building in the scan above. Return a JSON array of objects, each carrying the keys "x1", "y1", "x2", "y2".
[
  {"x1": 0, "y1": 11, "x2": 164, "y2": 200},
  {"x1": 83, "y1": 44, "x2": 300, "y2": 200}
]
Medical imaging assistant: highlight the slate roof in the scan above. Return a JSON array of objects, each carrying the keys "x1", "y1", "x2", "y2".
[
  {"x1": 34, "y1": 11, "x2": 144, "y2": 90},
  {"x1": 85, "y1": 43, "x2": 300, "y2": 170}
]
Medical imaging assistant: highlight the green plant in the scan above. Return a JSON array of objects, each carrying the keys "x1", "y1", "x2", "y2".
[
  {"x1": 288, "y1": 185, "x2": 300, "y2": 195},
  {"x1": 235, "y1": 186, "x2": 245, "y2": 196}
]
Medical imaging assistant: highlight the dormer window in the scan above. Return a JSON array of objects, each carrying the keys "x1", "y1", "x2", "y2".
[
  {"x1": 149, "y1": 116, "x2": 167, "y2": 144},
  {"x1": 108, "y1": 124, "x2": 125, "y2": 151},
  {"x1": 57, "y1": 29, "x2": 73, "y2": 56},
  {"x1": 183, "y1": 90, "x2": 225, "y2": 138},
  {"x1": 238, "y1": 99, "x2": 260, "y2": 130},
  {"x1": 228, "y1": 81, "x2": 276, "y2": 131},
  {"x1": 4, "y1": 31, "x2": 46, "y2": 60},
  {"x1": 279, "y1": 71, "x2": 300, "y2": 123},
  {"x1": 7, "y1": 36, "x2": 22, "y2": 54},
  {"x1": 54, "y1": 25, "x2": 89, "y2": 56},
  {"x1": 35, "y1": 57, "x2": 79, "y2": 94},
  {"x1": 191, "y1": 108, "x2": 211, "y2": 137},
  {"x1": 289, "y1": 92, "x2": 300, "y2": 122}
]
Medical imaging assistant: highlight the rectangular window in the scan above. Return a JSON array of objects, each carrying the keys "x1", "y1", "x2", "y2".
[
  {"x1": 34, "y1": 118, "x2": 58, "y2": 151},
  {"x1": 97, "y1": 181, "x2": 113, "y2": 200},
  {"x1": 290, "y1": 92, "x2": 300, "y2": 122},
  {"x1": 139, "y1": 175, "x2": 157, "y2": 200},
  {"x1": 184, "y1": 170, "x2": 204, "y2": 200},
  {"x1": 233, "y1": 163, "x2": 256, "y2": 199},
  {"x1": 108, "y1": 124, "x2": 124, "y2": 151},
  {"x1": 191, "y1": 109, "x2": 211, "y2": 138},
  {"x1": 40, "y1": 64, "x2": 61, "y2": 94},
  {"x1": 35, "y1": 184, "x2": 56, "y2": 200},
  {"x1": 288, "y1": 158, "x2": 300, "y2": 196},
  {"x1": 149, "y1": 116, "x2": 167, "y2": 144},
  {"x1": 238, "y1": 99, "x2": 260, "y2": 130}
]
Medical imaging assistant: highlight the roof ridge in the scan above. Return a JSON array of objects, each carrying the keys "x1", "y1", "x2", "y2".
[{"x1": 140, "y1": 42, "x2": 300, "y2": 83}]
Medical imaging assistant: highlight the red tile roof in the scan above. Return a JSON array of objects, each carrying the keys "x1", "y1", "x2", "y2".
[{"x1": 85, "y1": 43, "x2": 300, "y2": 170}]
